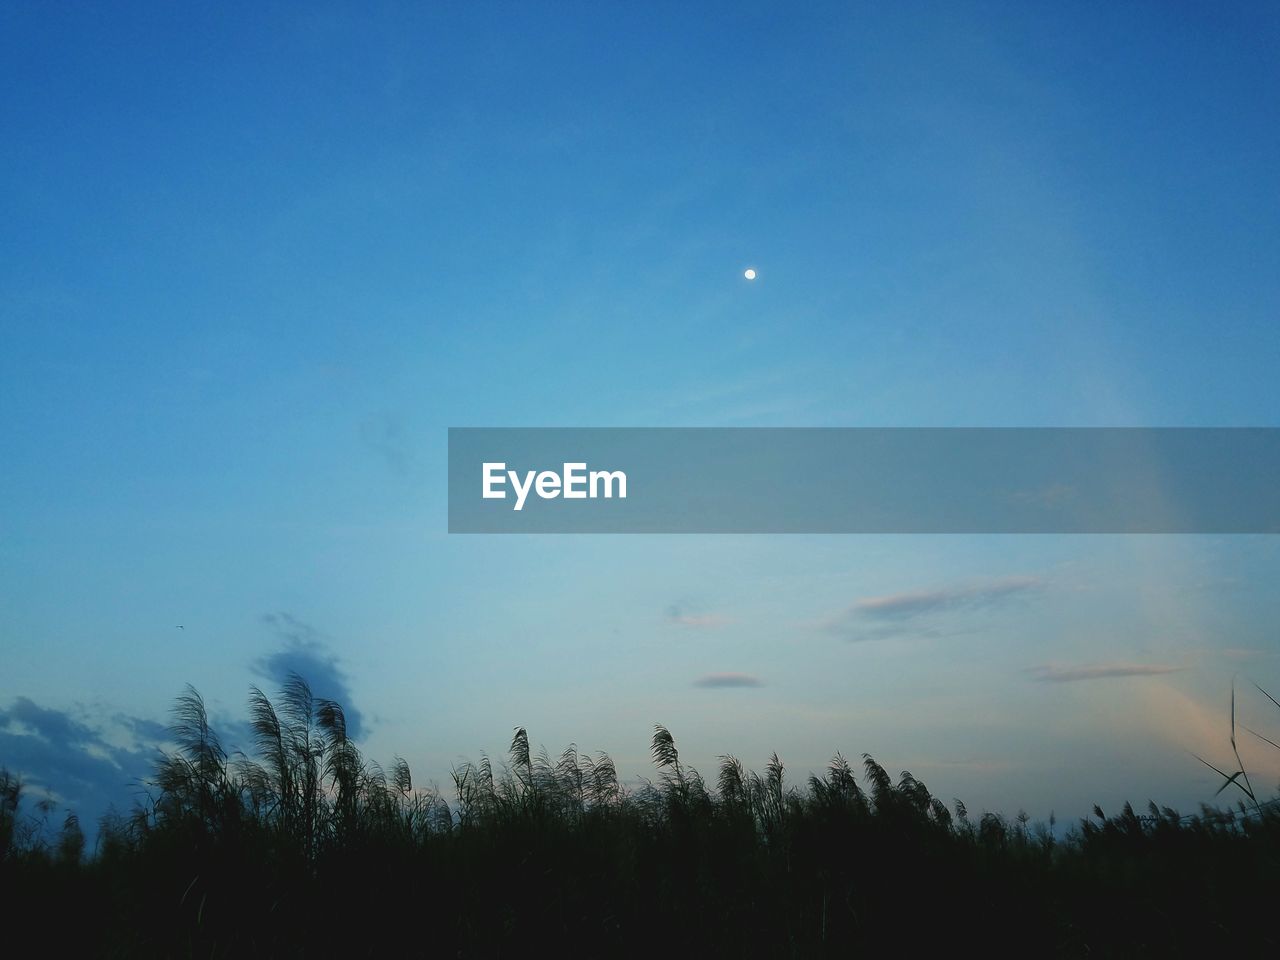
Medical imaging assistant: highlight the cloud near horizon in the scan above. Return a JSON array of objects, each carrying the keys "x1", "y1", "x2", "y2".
[
  {"x1": 693, "y1": 673, "x2": 762, "y2": 688},
  {"x1": 0, "y1": 697, "x2": 167, "y2": 827},
  {"x1": 1026, "y1": 663, "x2": 1184, "y2": 683},
  {"x1": 665, "y1": 603, "x2": 733, "y2": 628},
  {"x1": 824, "y1": 575, "x2": 1042, "y2": 642}
]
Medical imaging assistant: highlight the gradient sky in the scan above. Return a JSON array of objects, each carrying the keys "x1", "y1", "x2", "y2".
[{"x1": 3, "y1": 2, "x2": 1280, "y2": 838}]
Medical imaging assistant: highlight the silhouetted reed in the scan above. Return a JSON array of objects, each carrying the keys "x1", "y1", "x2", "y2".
[{"x1": 2, "y1": 672, "x2": 1278, "y2": 956}]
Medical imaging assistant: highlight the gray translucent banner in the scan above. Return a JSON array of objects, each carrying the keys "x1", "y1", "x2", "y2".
[{"x1": 447, "y1": 428, "x2": 1280, "y2": 533}]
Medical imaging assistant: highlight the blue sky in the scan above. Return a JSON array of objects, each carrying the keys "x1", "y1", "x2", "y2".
[{"x1": 3, "y1": 2, "x2": 1280, "y2": 836}]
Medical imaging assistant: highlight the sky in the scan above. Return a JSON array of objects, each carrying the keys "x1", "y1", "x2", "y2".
[{"x1": 3, "y1": 2, "x2": 1280, "y2": 840}]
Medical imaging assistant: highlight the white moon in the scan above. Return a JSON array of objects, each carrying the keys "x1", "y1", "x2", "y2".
[{"x1": 744, "y1": 268, "x2": 757, "y2": 280}]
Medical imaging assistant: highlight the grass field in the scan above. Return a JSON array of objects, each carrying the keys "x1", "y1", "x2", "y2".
[{"x1": 3, "y1": 674, "x2": 1278, "y2": 957}]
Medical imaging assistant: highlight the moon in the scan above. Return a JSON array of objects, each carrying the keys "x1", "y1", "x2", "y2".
[{"x1": 744, "y1": 268, "x2": 757, "y2": 280}]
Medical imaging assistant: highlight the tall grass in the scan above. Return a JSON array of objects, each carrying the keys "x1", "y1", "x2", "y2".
[
  {"x1": 2, "y1": 673, "x2": 1278, "y2": 956},
  {"x1": 1195, "y1": 679, "x2": 1280, "y2": 818}
]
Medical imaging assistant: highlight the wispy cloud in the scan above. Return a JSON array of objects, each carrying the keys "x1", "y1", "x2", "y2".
[
  {"x1": 909, "y1": 757, "x2": 1014, "y2": 774},
  {"x1": 1011, "y1": 482, "x2": 1078, "y2": 509},
  {"x1": 855, "y1": 576, "x2": 1041, "y2": 619},
  {"x1": 823, "y1": 575, "x2": 1042, "y2": 641},
  {"x1": 1026, "y1": 662, "x2": 1183, "y2": 683},
  {"x1": 359, "y1": 412, "x2": 414, "y2": 477},
  {"x1": 693, "y1": 673, "x2": 762, "y2": 688},
  {"x1": 1220, "y1": 647, "x2": 1278, "y2": 662},
  {"x1": 258, "y1": 613, "x2": 366, "y2": 738},
  {"x1": 665, "y1": 604, "x2": 732, "y2": 628}
]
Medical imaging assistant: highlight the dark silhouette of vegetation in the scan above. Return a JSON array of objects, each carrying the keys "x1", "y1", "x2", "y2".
[{"x1": 2, "y1": 673, "x2": 1278, "y2": 956}]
